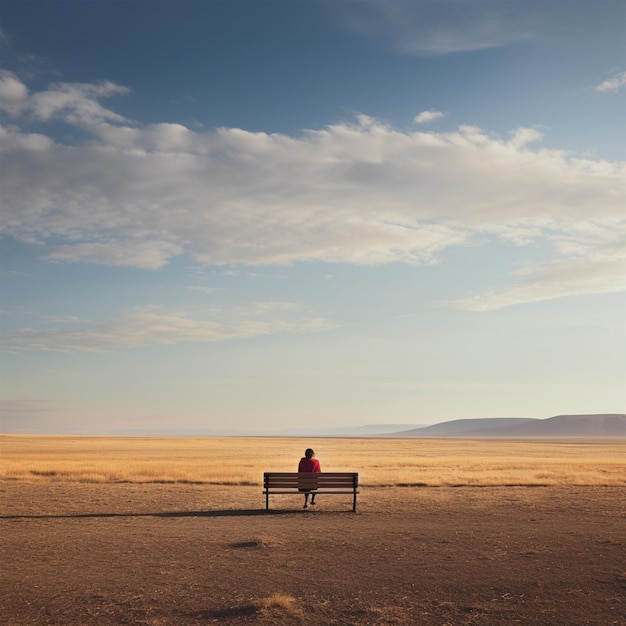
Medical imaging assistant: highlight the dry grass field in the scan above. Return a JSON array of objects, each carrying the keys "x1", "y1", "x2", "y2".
[
  {"x1": 2, "y1": 435, "x2": 625, "y2": 487},
  {"x1": 1, "y1": 436, "x2": 625, "y2": 625}
]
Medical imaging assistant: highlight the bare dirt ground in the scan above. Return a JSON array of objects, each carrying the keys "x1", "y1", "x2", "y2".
[{"x1": 1, "y1": 483, "x2": 624, "y2": 625}]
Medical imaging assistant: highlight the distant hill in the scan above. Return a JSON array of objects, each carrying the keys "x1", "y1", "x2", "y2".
[
  {"x1": 108, "y1": 424, "x2": 428, "y2": 437},
  {"x1": 485, "y1": 414, "x2": 626, "y2": 437},
  {"x1": 102, "y1": 416, "x2": 625, "y2": 438},
  {"x1": 391, "y1": 418, "x2": 537, "y2": 437},
  {"x1": 392, "y1": 414, "x2": 626, "y2": 437},
  {"x1": 275, "y1": 424, "x2": 427, "y2": 437}
]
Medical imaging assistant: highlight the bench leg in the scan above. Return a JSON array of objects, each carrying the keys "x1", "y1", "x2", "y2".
[{"x1": 265, "y1": 491, "x2": 269, "y2": 511}]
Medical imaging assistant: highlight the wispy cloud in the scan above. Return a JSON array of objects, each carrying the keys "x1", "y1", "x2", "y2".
[
  {"x1": 43, "y1": 315, "x2": 90, "y2": 324},
  {"x1": 185, "y1": 285, "x2": 225, "y2": 295},
  {"x1": 0, "y1": 304, "x2": 335, "y2": 353},
  {"x1": 330, "y1": 0, "x2": 537, "y2": 55},
  {"x1": 0, "y1": 70, "x2": 29, "y2": 115},
  {"x1": 1, "y1": 72, "x2": 625, "y2": 309},
  {"x1": 0, "y1": 70, "x2": 130, "y2": 124},
  {"x1": 595, "y1": 71, "x2": 626, "y2": 93},
  {"x1": 452, "y1": 239, "x2": 626, "y2": 311},
  {"x1": 47, "y1": 240, "x2": 183, "y2": 269},
  {"x1": 414, "y1": 110, "x2": 445, "y2": 124}
]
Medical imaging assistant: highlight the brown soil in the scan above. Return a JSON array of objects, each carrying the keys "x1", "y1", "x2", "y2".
[{"x1": 1, "y1": 483, "x2": 624, "y2": 625}]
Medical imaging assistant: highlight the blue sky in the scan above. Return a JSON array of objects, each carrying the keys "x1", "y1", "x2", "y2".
[{"x1": 1, "y1": 0, "x2": 625, "y2": 434}]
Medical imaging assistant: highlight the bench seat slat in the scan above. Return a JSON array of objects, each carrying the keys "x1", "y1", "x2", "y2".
[
  {"x1": 265, "y1": 481, "x2": 356, "y2": 487},
  {"x1": 263, "y1": 489, "x2": 354, "y2": 496},
  {"x1": 264, "y1": 473, "x2": 357, "y2": 478},
  {"x1": 263, "y1": 471, "x2": 359, "y2": 512}
]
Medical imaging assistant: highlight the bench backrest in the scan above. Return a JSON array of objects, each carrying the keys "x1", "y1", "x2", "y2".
[{"x1": 264, "y1": 472, "x2": 358, "y2": 489}]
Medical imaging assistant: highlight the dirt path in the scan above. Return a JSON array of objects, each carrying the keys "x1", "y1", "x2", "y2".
[{"x1": 1, "y1": 483, "x2": 624, "y2": 625}]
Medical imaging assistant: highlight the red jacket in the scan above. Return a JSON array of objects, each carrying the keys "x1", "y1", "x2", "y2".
[{"x1": 298, "y1": 457, "x2": 321, "y2": 472}]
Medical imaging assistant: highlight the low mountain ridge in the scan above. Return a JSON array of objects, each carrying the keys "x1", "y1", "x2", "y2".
[
  {"x1": 393, "y1": 414, "x2": 626, "y2": 437},
  {"x1": 392, "y1": 418, "x2": 537, "y2": 437}
]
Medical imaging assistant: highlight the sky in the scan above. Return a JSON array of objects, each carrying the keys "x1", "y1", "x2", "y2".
[{"x1": 0, "y1": 0, "x2": 625, "y2": 435}]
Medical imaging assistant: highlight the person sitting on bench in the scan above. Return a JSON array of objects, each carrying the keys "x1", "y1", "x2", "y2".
[{"x1": 298, "y1": 448, "x2": 321, "y2": 508}]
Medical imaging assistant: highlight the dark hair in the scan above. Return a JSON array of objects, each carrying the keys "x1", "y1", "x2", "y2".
[{"x1": 305, "y1": 448, "x2": 315, "y2": 459}]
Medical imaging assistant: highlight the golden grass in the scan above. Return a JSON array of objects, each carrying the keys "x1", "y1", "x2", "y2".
[
  {"x1": 246, "y1": 593, "x2": 305, "y2": 622},
  {"x1": 1, "y1": 435, "x2": 624, "y2": 487},
  {"x1": 254, "y1": 594, "x2": 300, "y2": 613}
]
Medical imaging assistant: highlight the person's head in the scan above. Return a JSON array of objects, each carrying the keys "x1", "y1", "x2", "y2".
[{"x1": 305, "y1": 448, "x2": 315, "y2": 459}]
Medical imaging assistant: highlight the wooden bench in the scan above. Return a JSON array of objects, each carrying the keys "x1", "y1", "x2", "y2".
[{"x1": 263, "y1": 472, "x2": 359, "y2": 512}]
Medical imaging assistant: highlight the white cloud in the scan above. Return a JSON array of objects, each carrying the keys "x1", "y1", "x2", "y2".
[
  {"x1": 330, "y1": 0, "x2": 536, "y2": 55},
  {"x1": 0, "y1": 123, "x2": 52, "y2": 151},
  {"x1": 507, "y1": 127, "x2": 543, "y2": 148},
  {"x1": 595, "y1": 71, "x2": 626, "y2": 93},
  {"x1": 47, "y1": 240, "x2": 183, "y2": 269},
  {"x1": 414, "y1": 110, "x2": 445, "y2": 124},
  {"x1": 1, "y1": 74, "x2": 625, "y2": 309},
  {"x1": 0, "y1": 70, "x2": 29, "y2": 115},
  {"x1": 185, "y1": 286, "x2": 224, "y2": 295},
  {"x1": 44, "y1": 315, "x2": 90, "y2": 324},
  {"x1": 0, "y1": 305, "x2": 336, "y2": 353},
  {"x1": 0, "y1": 72, "x2": 130, "y2": 125},
  {"x1": 452, "y1": 239, "x2": 626, "y2": 311},
  {"x1": 30, "y1": 80, "x2": 131, "y2": 126}
]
